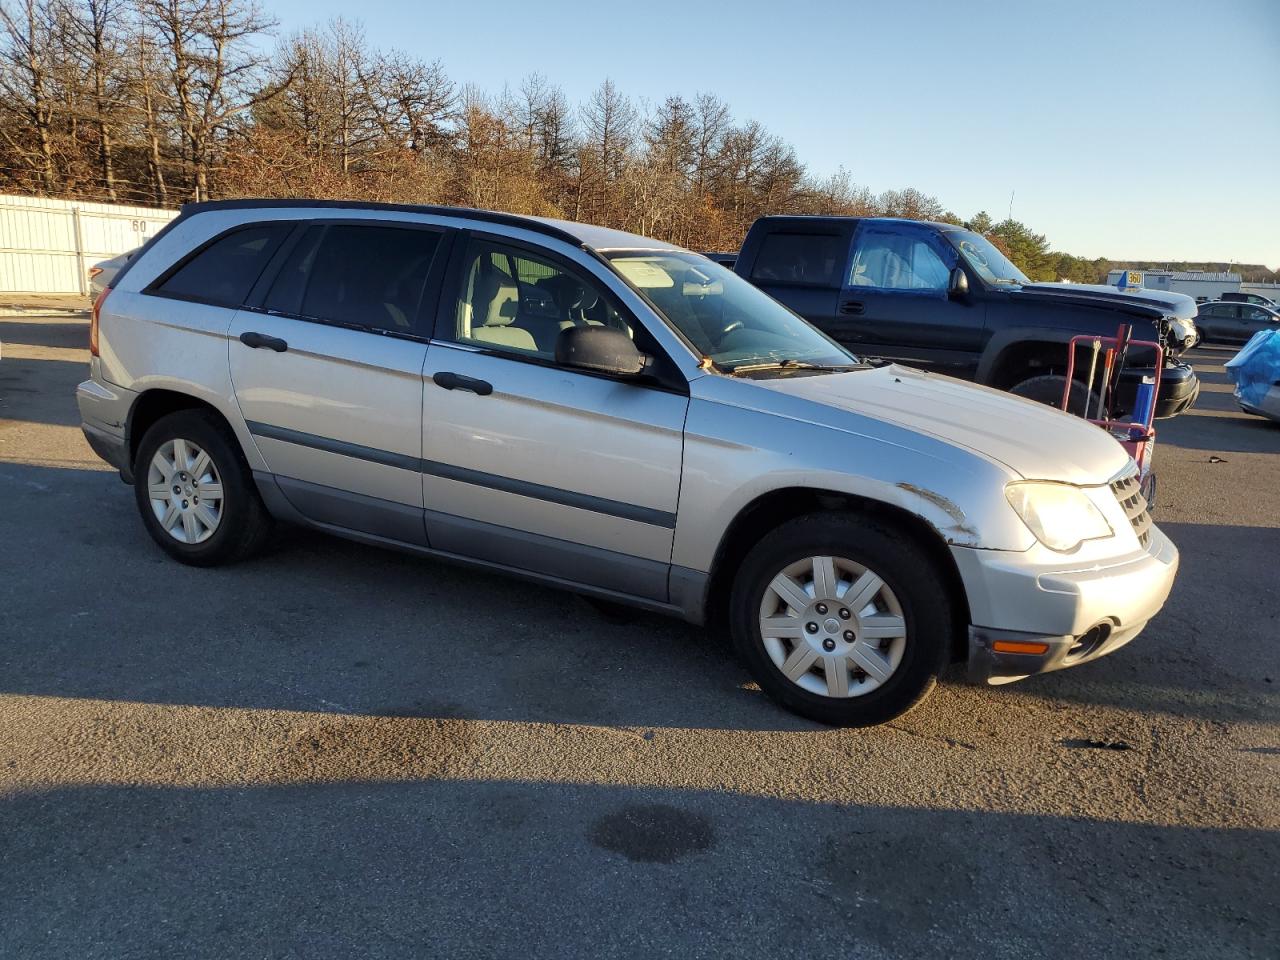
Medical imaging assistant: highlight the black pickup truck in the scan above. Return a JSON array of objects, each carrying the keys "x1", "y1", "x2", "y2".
[{"x1": 718, "y1": 216, "x2": 1200, "y2": 417}]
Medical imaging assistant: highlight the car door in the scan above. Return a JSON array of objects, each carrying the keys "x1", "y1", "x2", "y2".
[
  {"x1": 228, "y1": 219, "x2": 450, "y2": 544},
  {"x1": 743, "y1": 228, "x2": 852, "y2": 329},
  {"x1": 1197, "y1": 303, "x2": 1231, "y2": 340},
  {"x1": 1240, "y1": 305, "x2": 1279, "y2": 342},
  {"x1": 419, "y1": 232, "x2": 689, "y2": 602},
  {"x1": 839, "y1": 221, "x2": 984, "y2": 371}
]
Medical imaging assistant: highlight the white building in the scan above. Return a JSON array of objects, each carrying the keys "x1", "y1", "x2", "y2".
[{"x1": 1105, "y1": 269, "x2": 1241, "y2": 302}]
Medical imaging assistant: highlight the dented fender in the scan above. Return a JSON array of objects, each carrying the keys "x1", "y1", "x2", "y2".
[
  {"x1": 671, "y1": 391, "x2": 1038, "y2": 574},
  {"x1": 894, "y1": 482, "x2": 981, "y2": 545}
]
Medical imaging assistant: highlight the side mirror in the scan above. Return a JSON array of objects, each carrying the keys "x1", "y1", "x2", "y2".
[
  {"x1": 948, "y1": 266, "x2": 969, "y2": 298},
  {"x1": 555, "y1": 325, "x2": 648, "y2": 377}
]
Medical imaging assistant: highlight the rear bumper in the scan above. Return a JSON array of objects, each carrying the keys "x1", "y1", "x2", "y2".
[
  {"x1": 77, "y1": 373, "x2": 136, "y2": 480},
  {"x1": 956, "y1": 524, "x2": 1180, "y2": 684},
  {"x1": 82, "y1": 422, "x2": 130, "y2": 473}
]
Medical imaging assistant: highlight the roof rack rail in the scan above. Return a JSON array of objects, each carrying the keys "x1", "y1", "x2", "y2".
[{"x1": 178, "y1": 198, "x2": 586, "y2": 248}]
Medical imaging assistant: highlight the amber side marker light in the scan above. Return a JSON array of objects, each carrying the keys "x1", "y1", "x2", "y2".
[{"x1": 992, "y1": 640, "x2": 1051, "y2": 656}]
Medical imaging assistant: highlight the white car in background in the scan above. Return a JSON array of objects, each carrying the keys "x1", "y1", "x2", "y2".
[{"x1": 88, "y1": 249, "x2": 138, "y2": 298}]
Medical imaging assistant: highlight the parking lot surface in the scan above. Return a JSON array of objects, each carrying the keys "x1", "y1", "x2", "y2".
[{"x1": 1, "y1": 313, "x2": 1277, "y2": 959}]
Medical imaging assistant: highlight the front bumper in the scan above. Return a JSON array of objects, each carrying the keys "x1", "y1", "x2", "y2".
[
  {"x1": 954, "y1": 524, "x2": 1179, "y2": 684},
  {"x1": 1114, "y1": 361, "x2": 1199, "y2": 419}
]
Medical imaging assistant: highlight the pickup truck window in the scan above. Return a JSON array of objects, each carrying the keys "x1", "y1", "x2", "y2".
[
  {"x1": 749, "y1": 233, "x2": 847, "y2": 288},
  {"x1": 608, "y1": 251, "x2": 855, "y2": 372},
  {"x1": 848, "y1": 231, "x2": 950, "y2": 292},
  {"x1": 948, "y1": 229, "x2": 1029, "y2": 287}
]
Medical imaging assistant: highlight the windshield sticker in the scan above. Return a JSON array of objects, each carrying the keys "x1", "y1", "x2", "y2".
[{"x1": 613, "y1": 259, "x2": 675, "y2": 288}]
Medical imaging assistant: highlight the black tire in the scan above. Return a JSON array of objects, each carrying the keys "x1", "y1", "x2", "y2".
[
  {"x1": 1010, "y1": 373, "x2": 1099, "y2": 417},
  {"x1": 729, "y1": 512, "x2": 954, "y2": 727},
  {"x1": 133, "y1": 409, "x2": 272, "y2": 566}
]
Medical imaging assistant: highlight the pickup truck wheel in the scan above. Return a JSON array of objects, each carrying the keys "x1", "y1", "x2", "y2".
[
  {"x1": 133, "y1": 410, "x2": 271, "y2": 566},
  {"x1": 729, "y1": 513, "x2": 952, "y2": 727},
  {"x1": 1010, "y1": 374, "x2": 1099, "y2": 417}
]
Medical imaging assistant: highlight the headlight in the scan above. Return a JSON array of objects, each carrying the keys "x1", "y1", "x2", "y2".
[{"x1": 1005, "y1": 482, "x2": 1113, "y2": 552}]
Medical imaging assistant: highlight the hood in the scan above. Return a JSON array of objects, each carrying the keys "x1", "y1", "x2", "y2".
[
  {"x1": 746, "y1": 364, "x2": 1133, "y2": 485},
  {"x1": 1014, "y1": 282, "x2": 1198, "y2": 320}
]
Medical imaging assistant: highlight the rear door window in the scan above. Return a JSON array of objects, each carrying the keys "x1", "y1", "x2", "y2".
[
  {"x1": 263, "y1": 223, "x2": 443, "y2": 334},
  {"x1": 156, "y1": 223, "x2": 291, "y2": 307},
  {"x1": 749, "y1": 233, "x2": 848, "y2": 288}
]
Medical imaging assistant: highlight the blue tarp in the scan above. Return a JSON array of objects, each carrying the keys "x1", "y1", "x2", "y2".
[{"x1": 1224, "y1": 329, "x2": 1280, "y2": 409}]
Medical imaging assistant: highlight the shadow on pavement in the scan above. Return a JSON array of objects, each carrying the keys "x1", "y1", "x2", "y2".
[
  {"x1": 0, "y1": 317, "x2": 89, "y2": 350},
  {"x1": 0, "y1": 356, "x2": 90, "y2": 427},
  {"x1": 0, "y1": 779, "x2": 1274, "y2": 959}
]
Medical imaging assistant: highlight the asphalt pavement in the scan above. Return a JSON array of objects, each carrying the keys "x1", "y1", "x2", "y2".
[{"x1": 1, "y1": 314, "x2": 1277, "y2": 959}]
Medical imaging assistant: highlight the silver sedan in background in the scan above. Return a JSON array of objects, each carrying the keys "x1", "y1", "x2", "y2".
[{"x1": 88, "y1": 248, "x2": 137, "y2": 298}]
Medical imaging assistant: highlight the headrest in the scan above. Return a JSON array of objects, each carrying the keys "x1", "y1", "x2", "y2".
[{"x1": 472, "y1": 258, "x2": 519, "y2": 327}]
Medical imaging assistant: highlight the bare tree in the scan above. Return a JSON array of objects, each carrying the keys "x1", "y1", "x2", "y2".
[
  {"x1": 577, "y1": 78, "x2": 634, "y2": 221},
  {"x1": 0, "y1": 0, "x2": 60, "y2": 192},
  {"x1": 128, "y1": 27, "x2": 170, "y2": 203},
  {"x1": 58, "y1": 0, "x2": 124, "y2": 198},
  {"x1": 367, "y1": 48, "x2": 454, "y2": 156},
  {"x1": 690, "y1": 92, "x2": 729, "y2": 199},
  {"x1": 138, "y1": 0, "x2": 277, "y2": 200}
]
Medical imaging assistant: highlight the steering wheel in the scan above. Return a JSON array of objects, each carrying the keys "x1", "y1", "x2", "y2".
[{"x1": 720, "y1": 319, "x2": 745, "y2": 337}]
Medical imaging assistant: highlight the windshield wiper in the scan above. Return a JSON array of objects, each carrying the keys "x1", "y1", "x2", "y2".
[{"x1": 728, "y1": 357, "x2": 862, "y2": 374}]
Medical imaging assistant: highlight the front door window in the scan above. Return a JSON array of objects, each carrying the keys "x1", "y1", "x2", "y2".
[
  {"x1": 450, "y1": 238, "x2": 631, "y2": 359},
  {"x1": 848, "y1": 230, "x2": 950, "y2": 292}
]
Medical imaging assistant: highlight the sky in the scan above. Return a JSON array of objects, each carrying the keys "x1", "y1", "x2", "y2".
[{"x1": 265, "y1": 0, "x2": 1280, "y2": 267}]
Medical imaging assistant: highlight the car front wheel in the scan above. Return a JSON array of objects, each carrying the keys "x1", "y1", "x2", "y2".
[{"x1": 729, "y1": 513, "x2": 954, "y2": 727}]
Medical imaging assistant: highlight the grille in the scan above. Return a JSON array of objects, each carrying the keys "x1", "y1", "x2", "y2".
[{"x1": 1110, "y1": 471, "x2": 1152, "y2": 548}]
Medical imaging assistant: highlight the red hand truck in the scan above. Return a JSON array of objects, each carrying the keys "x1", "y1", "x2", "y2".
[{"x1": 1061, "y1": 325, "x2": 1162, "y2": 504}]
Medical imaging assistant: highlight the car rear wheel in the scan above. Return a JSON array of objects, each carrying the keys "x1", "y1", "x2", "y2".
[
  {"x1": 729, "y1": 513, "x2": 954, "y2": 726},
  {"x1": 133, "y1": 409, "x2": 271, "y2": 566}
]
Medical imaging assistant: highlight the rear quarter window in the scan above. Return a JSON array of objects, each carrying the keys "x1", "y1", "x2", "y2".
[{"x1": 154, "y1": 223, "x2": 291, "y2": 307}]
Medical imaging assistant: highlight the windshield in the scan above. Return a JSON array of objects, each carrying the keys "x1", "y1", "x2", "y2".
[
  {"x1": 604, "y1": 251, "x2": 858, "y2": 373},
  {"x1": 948, "y1": 230, "x2": 1029, "y2": 286}
]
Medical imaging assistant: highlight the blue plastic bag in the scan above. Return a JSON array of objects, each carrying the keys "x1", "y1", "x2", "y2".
[{"x1": 1225, "y1": 329, "x2": 1280, "y2": 409}]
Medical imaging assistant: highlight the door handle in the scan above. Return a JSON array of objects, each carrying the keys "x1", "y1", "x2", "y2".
[
  {"x1": 433, "y1": 371, "x2": 493, "y2": 396},
  {"x1": 239, "y1": 331, "x2": 288, "y2": 352},
  {"x1": 839, "y1": 300, "x2": 865, "y2": 316}
]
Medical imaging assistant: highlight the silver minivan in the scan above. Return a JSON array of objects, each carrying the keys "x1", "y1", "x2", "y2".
[{"x1": 79, "y1": 201, "x2": 1179, "y2": 726}]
